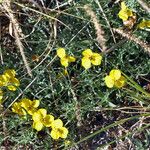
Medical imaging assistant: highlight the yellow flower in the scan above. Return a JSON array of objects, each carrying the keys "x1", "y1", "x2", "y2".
[
  {"x1": 0, "y1": 89, "x2": 3, "y2": 103},
  {"x1": 12, "y1": 102, "x2": 27, "y2": 116},
  {"x1": 57, "y1": 48, "x2": 76, "y2": 68},
  {"x1": 32, "y1": 109, "x2": 54, "y2": 131},
  {"x1": 138, "y1": 20, "x2": 150, "y2": 29},
  {"x1": 81, "y1": 49, "x2": 102, "y2": 69},
  {"x1": 0, "y1": 69, "x2": 20, "y2": 91},
  {"x1": 0, "y1": 75, "x2": 8, "y2": 87},
  {"x1": 50, "y1": 119, "x2": 68, "y2": 140},
  {"x1": 118, "y1": 2, "x2": 133, "y2": 21},
  {"x1": 7, "y1": 77, "x2": 20, "y2": 91},
  {"x1": 20, "y1": 98, "x2": 40, "y2": 115},
  {"x1": 105, "y1": 69, "x2": 126, "y2": 88}
]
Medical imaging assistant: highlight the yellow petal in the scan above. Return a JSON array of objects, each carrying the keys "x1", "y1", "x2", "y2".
[
  {"x1": 146, "y1": 21, "x2": 150, "y2": 27},
  {"x1": 82, "y1": 57, "x2": 91, "y2": 69},
  {"x1": 21, "y1": 98, "x2": 32, "y2": 110},
  {"x1": 32, "y1": 100, "x2": 40, "y2": 108},
  {"x1": 32, "y1": 108, "x2": 47, "y2": 122},
  {"x1": 43, "y1": 114, "x2": 54, "y2": 127},
  {"x1": 39, "y1": 108, "x2": 47, "y2": 117},
  {"x1": 114, "y1": 76, "x2": 126, "y2": 88},
  {"x1": 4, "y1": 69, "x2": 16, "y2": 78},
  {"x1": 68, "y1": 56, "x2": 76, "y2": 62},
  {"x1": 7, "y1": 85, "x2": 17, "y2": 91},
  {"x1": 138, "y1": 20, "x2": 150, "y2": 29},
  {"x1": 104, "y1": 75, "x2": 114, "y2": 88},
  {"x1": 118, "y1": 10, "x2": 129, "y2": 21},
  {"x1": 138, "y1": 20, "x2": 146, "y2": 29},
  {"x1": 118, "y1": 2, "x2": 133, "y2": 21},
  {"x1": 0, "y1": 90, "x2": 3, "y2": 101},
  {"x1": 121, "y1": 2, "x2": 126, "y2": 9},
  {"x1": 60, "y1": 57, "x2": 69, "y2": 67},
  {"x1": 32, "y1": 111, "x2": 42, "y2": 122},
  {"x1": 59, "y1": 127, "x2": 69, "y2": 139},
  {"x1": 0, "y1": 75, "x2": 8, "y2": 86},
  {"x1": 12, "y1": 102, "x2": 19, "y2": 113},
  {"x1": 57, "y1": 48, "x2": 66, "y2": 58},
  {"x1": 126, "y1": 9, "x2": 133, "y2": 17},
  {"x1": 20, "y1": 98, "x2": 38, "y2": 115},
  {"x1": 7, "y1": 78, "x2": 20, "y2": 91},
  {"x1": 10, "y1": 78, "x2": 20, "y2": 86},
  {"x1": 91, "y1": 53, "x2": 102, "y2": 66},
  {"x1": 50, "y1": 129, "x2": 60, "y2": 140},
  {"x1": 82, "y1": 49, "x2": 93, "y2": 57},
  {"x1": 12, "y1": 102, "x2": 27, "y2": 116},
  {"x1": 51, "y1": 119, "x2": 63, "y2": 129},
  {"x1": 109, "y1": 69, "x2": 121, "y2": 81},
  {"x1": 63, "y1": 68, "x2": 69, "y2": 76},
  {"x1": 28, "y1": 108, "x2": 37, "y2": 115},
  {"x1": 32, "y1": 121, "x2": 44, "y2": 131}
]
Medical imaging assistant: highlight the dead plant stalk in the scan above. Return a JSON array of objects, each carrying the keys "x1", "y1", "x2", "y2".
[
  {"x1": 2, "y1": 0, "x2": 32, "y2": 77},
  {"x1": 113, "y1": 28, "x2": 150, "y2": 53},
  {"x1": 84, "y1": 5, "x2": 107, "y2": 52}
]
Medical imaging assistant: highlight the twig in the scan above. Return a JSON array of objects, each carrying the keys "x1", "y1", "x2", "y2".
[
  {"x1": 52, "y1": 0, "x2": 73, "y2": 10},
  {"x1": 103, "y1": 39, "x2": 127, "y2": 54},
  {"x1": 14, "y1": 2, "x2": 70, "y2": 30},
  {"x1": 137, "y1": 0, "x2": 150, "y2": 13}
]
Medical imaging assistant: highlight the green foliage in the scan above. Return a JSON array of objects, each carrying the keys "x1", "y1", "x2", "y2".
[{"x1": 0, "y1": 0, "x2": 150, "y2": 149}]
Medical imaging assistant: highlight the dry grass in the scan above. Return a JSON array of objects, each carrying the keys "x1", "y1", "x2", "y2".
[
  {"x1": 84, "y1": 5, "x2": 107, "y2": 52},
  {"x1": 2, "y1": 0, "x2": 32, "y2": 77},
  {"x1": 113, "y1": 28, "x2": 150, "y2": 54}
]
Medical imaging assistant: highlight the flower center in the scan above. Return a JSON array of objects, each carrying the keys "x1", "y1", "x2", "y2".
[
  {"x1": 58, "y1": 128, "x2": 64, "y2": 134},
  {"x1": 89, "y1": 56, "x2": 96, "y2": 61}
]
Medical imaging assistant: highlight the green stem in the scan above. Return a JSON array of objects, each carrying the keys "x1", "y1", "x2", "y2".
[
  {"x1": 122, "y1": 72, "x2": 150, "y2": 97},
  {"x1": 123, "y1": 87, "x2": 149, "y2": 105},
  {"x1": 67, "y1": 113, "x2": 150, "y2": 149}
]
